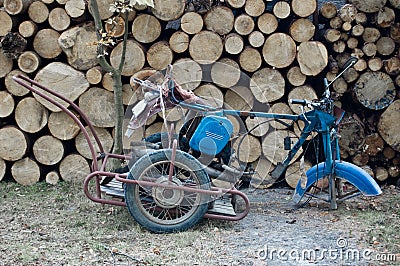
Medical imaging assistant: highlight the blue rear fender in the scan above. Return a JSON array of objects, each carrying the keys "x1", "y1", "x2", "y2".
[{"x1": 293, "y1": 161, "x2": 382, "y2": 203}]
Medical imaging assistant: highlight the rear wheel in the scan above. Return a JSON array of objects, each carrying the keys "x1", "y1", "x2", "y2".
[{"x1": 125, "y1": 149, "x2": 211, "y2": 233}]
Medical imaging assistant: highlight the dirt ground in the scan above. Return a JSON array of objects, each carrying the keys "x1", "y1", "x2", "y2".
[{"x1": 0, "y1": 181, "x2": 399, "y2": 266}]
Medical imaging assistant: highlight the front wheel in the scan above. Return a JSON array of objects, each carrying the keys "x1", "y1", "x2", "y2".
[{"x1": 125, "y1": 149, "x2": 211, "y2": 233}]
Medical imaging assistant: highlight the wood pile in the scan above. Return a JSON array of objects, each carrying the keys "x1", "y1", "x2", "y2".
[{"x1": 0, "y1": 0, "x2": 398, "y2": 188}]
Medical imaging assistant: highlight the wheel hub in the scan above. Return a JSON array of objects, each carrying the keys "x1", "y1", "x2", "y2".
[{"x1": 152, "y1": 176, "x2": 184, "y2": 208}]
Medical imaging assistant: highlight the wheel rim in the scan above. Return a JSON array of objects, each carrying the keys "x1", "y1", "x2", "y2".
[{"x1": 133, "y1": 159, "x2": 204, "y2": 225}]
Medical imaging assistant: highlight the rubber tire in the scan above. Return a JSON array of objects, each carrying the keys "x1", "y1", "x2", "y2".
[{"x1": 125, "y1": 149, "x2": 211, "y2": 233}]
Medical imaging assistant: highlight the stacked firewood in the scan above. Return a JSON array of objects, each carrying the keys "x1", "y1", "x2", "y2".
[
  {"x1": 315, "y1": 0, "x2": 400, "y2": 186},
  {"x1": 0, "y1": 0, "x2": 398, "y2": 187}
]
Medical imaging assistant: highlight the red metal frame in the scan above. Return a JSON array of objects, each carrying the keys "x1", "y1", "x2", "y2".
[{"x1": 12, "y1": 74, "x2": 250, "y2": 222}]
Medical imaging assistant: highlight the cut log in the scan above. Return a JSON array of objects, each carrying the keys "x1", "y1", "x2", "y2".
[
  {"x1": 224, "y1": 86, "x2": 254, "y2": 110},
  {"x1": 11, "y1": 157, "x2": 40, "y2": 185},
  {"x1": 250, "y1": 67, "x2": 285, "y2": 103},
  {"x1": 239, "y1": 46, "x2": 262, "y2": 73},
  {"x1": 375, "y1": 167, "x2": 389, "y2": 181},
  {"x1": 129, "y1": 67, "x2": 157, "y2": 90},
  {"x1": 389, "y1": 0, "x2": 400, "y2": 9},
  {"x1": 48, "y1": 111, "x2": 81, "y2": 140},
  {"x1": 17, "y1": 51, "x2": 40, "y2": 73},
  {"x1": 88, "y1": 0, "x2": 114, "y2": 20},
  {"x1": 287, "y1": 66, "x2": 306, "y2": 87},
  {"x1": 0, "y1": 49, "x2": 13, "y2": 78},
  {"x1": 146, "y1": 41, "x2": 173, "y2": 71},
  {"x1": 5, "y1": 70, "x2": 29, "y2": 96},
  {"x1": 59, "y1": 153, "x2": 90, "y2": 183},
  {"x1": 376, "y1": 37, "x2": 395, "y2": 56},
  {"x1": 86, "y1": 66, "x2": 104, "y2": 85},
  {"x1": 45, "y1": 171, "x2": 60, "y2": 185},
  {"x1": 211, "y1": 58, "x2": 241, "y2": 88},
  {"x1": 245, "y1": 116, "x2": 270, "y2": 137},
  {"x1": 34, "y1": 62, "x2": 90, "y2": 112},
  {"x1": 362, "y1": 42, "x2": 377, "y2": 57},
  {"x1": 262, "y1": 130, "x2": 303, "y2": 165},
  {"x1": 348, "y1": 0, "x2": 387, "y2": 13},
  {"x1": 368, "y1": 57, "x2": 383, "y2": 71},
  {"x1": 131, "y1": 14, "x2": 161, "y2": 43},
  {"x1": 263, "y1": 33, "x2": 296, "y2": 69},
  {"x1": 1, "y1": 32, "x2": 27, "y2": 59},
  {"x1": 15, "y1": 97, "x2": 48, "y2": 133},
  {"x1": 291, "y1": 0, "x2": 316, "y2": 18},
  {"x1": 0, "y1": 157, "x2": 5, "y2": 181},
  {"x1": 248, "y1": 31, "x2": 265, "y2": 48},
  {"x1": 269, "y1": 102, "x2": 294, "y2": 130},
  {"x1": 0, "y1": 10, "x2": 12, "y2": 36},
  {"x1": 288, "y1": 85, "x2": 318, "y2": 114},
  {"x1": 145, "y1": 122, "x2": 163, "y2": 137},
  {"x1": 65, "y1": 0, "x2": 86, "y2": 18},
  {"x1": 0, "y1": 126, "x2": 27, "y2": 161},
  {"x1": 353, "y1": 58, "x2": 367, "y2": 72},
  {"x1": 75, "y1": 126, "x2": 113, "y2": 159},
  {"x1": 181, "y1": 12, "x2": 203, "y2": 35},
  {"x1": 3, "y1": 0, "x2": 32, "y2": 15},
  {"x1": 391, "y1": 23, "x2": 400, "y2": 43},
  {"x1": 324, "y1": 29, "x2": 341, "y2": 42},
  {"x1": 101, "y1": 72, "x2": 113, "y2": 91},
  {"x1": 193, "y1": 84, "x2": 224, "y2": 108},
  {"x1": 332, "y1": 77, "x2": 348, "y2": 95},
  {"x1": 364, "y1": 133, "x2": 384, "y2": 156},
  {"x1": 172, "y1": 58, "x2": 202, "y2": 91},
  {"x1": 377, "y1": 7, "x2": 395, "y2": 28},
  {"x1": 329, "y1": 16, "x2": 343, "y2": 29},
  {"x1": 388, "y1": 166, "x2": 400, "y2": 178},
  {"x1": 354, "y1": 71, "x2": 395, "y2": 110},
  {"x1": 104, "y1": 16, "x2": 125, "y2": 38},
  {"x1": 297, "y1": 41, "x2": 328, "y2": 76},
  {"x1": 33, "y1": 29, "x2": 62, "y2": 59},
  {"x1": 362, "y1": 27, "x2": 381, "y2": 43},
  {"x1": 78, "y1": 87, "x2": 115, "y2": 128},
  {"x1": 227, "y1": 0, "x2": 245, "y2": 8},
  {"x1": 289, "y1": 18, "x2": 315, "y2": 43},
  {"x1": 48, "y1": 7, "x2": 71, "y2": 31},
  {"x1": 250, "y1": 156, "x2": 274, "y2": 189},
  {"x1": 257, "y1": 13, "x2": 278, "y2": 34},
  {"x1": 189, "y1": 31, "x2": 223, "y2": 64},
  {"x1": 18, "y1": 20, "x2": 37, "y2": 38},
  {"x1": 122, "y1": 84, "x2": 134, "y2": 106},
  {"x1": 169, "y1": 31, "x2": 189, "y2": 54},
  {"x1": 151, "y1": 0, "x2": 186, "y2": 21},
  {"x1": 110, "y1": 40, "x2": 145, "y2": 76},
  {"x1": 232, "y1": 134, "x2": 261, "y2": 163},
  {"x1": 285, "y1": 159, "x2": 312, "y2": 189},
  {"x1": 273, "y1": 1, "x2": 291, "y2": 19},
  {"x1": 234, "y1": 14, "x2": 254, "y2": 36},
  {"x1": 224, "y1": 33, "x2": 244, "y2": 55},
  {"x1": 33, "y1": 135, "x2": 64, "y2": 165},
  {"x1": 204, "y1": 6, "x2": 234, "y2": 35},
  {"x1": 343, "y1": 67, "x2": 359, "y2": 83},
  {"x1": 333, "y1": 40, "x2": 346, "y2": 53},
  {"x1": 338, "y1": 115, "x2": 365, "y2": 156},
  {"x1": 0, "y1": 90, "x2": 14, "y2": 118},
  {"x1": 378, "y1": 100, "x2": 400, "y2": 152},
  {"x1": 58, "y1": 23, "x2": 99, "y2": 70},
  {"x1": 319, "y1": 2, "x2": 337, "y2": 19},
  {"x1": 244, "y1": 0, "x2": 265, "y2": 17},
  {"x1": 338, "y1": 4, "x2": 357, "y2": 22},
  {"x1": 28, "y1": 0, "x2": 49, "y2": 24},
  {"x1": 383, "y1": 57, "x2": 400, "y2": 75},
  {"x1": 346, "y1": 37, "x2": 358, "y2": 50}
]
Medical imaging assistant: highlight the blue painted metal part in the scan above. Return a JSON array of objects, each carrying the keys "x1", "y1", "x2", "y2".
[{"x1": 293, "y1": 161, "x2": 382, "y2": 203}]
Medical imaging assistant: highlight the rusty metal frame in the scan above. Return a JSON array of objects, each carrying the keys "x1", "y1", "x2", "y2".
[{"x1": 12, "y1": 74, "x2": 251, "y2": 222}]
